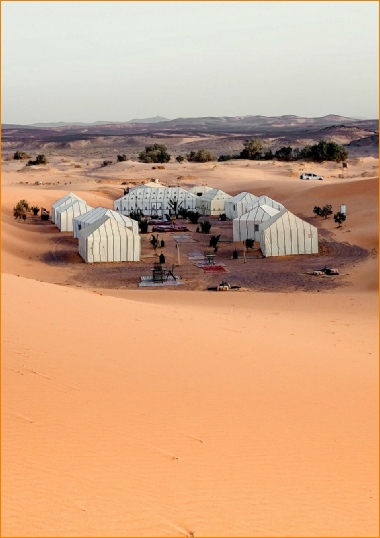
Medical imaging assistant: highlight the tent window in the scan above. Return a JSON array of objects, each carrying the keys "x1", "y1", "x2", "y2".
[
  {"x1": 233, "y1": 205, "x2": 236, "y2": 210},
  {"x1": 254, "y1": 225, "x2": 259, "y2": 232}
]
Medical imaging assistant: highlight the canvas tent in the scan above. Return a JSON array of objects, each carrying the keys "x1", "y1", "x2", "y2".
[
  {"x1": 245, "y1": 195, "x2": 285, "y2": 213},
  {"x1": 114, "y1": 186, "x2": 197, "y2": 216},
  {"x1": 259, "y1": 210, "x2": 318, "y2": 257},
  {"x1": 78, "y1": 216, "x2": 141, "y2": 263},
  {"x1": 187, "y1": 185, "x2": 213, "y2": 197},
  {"x1": 72, "y1": 207, "x2": 138, "y2": 238},
  {"x1": 225, "y1": 192, "x2": 259, "y2": 219},
  {"x1": 51, "y1": 193, "x2": 86, "y2": 223},
  {"x1": 56, "y1": 200, "x2": 93, "y2": 232},
  {"x1": 196, "y1": 189, "x2": 231, "y2": 216},
  {"x1": 233, "y1": 204, "x2": 281, "y2": 242}
]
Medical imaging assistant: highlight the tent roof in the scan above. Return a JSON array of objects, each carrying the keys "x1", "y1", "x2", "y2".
[
  {"x1": 52, "y1": 192, "x2": 84, "y2": 206},
  {"x1": 246, "y1": 195, "x2": 284, "y2": 212},
  {"x1": 78, "y1": 215, "x2": 136, "y2": 239},
  {"x1": 73, "y1": 206, "x2": 136, "y2": 226},
  {"x1": 226, "y1": 192, "x2": 258, "y2": 204},
  {"x1": 237, "y1": 204, "x2": 281, "y2": 221},
  {"x1": 56, "y1": 199, "x2": 92, "y2": 214},
  {"x1": 200, "y1": 188, "x2": 231, "y2": 201},
  {"x1": 260, "y1": 209, "x2": 317, "y2": 232}
]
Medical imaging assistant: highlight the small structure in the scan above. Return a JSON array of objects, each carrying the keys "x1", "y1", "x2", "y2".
[
  {"x1": 259, "y1": 210, "x2": 318, "y2": 257},
  {"x1": 78, "y1": 216, "x2": 141, "y2": 263},
  {"x1": 51, "y1": 193, "x2": 86, "y2": 224},
  {"x1": 233, "y1": 204, "x2": 281, "y2": 242},
  {"x1": 224, "y1": 192, "x2": 259, "y2": 219},
  {"x1": 72, "y1": 207, "x2": 138, "y2": 238},
  {"x1": 56, "y1": 200, "x2": 93, "y2": 232},
  {"x1": 196, "y1": 188, "x2": 231, "y2": 216}
]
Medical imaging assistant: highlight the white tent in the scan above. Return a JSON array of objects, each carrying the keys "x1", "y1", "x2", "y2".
[
  {"x1": 196, "y1": 189, "x2": 231, "y2": 216},
  {"x1": 245, "y1": 195, "x2": 285, "y2": 213},
  {"x1": 72, "y1": 207, "x2": 139, "y2": 238},
  {"x1": 78, "y1": 216, "x2": 141, "y2": 263},
  {"x1": 233, "y1": 204, "x2": 281, "y2": 242},
  {"x1": 51, "y1": 192, "x2": 86, "y2": 223},
  {"x1": 187, "y1": 185, "x2": 213, "y2": 197},
  {"x1": 225, "y1": 192, "x2": 259, "y2": 219},
  {"x1": 114, "y1": 186, "x2": 197, "y2": 216},
  {"x1": 259, "y1": 210, "x2": 318, "y2": 257},
  {"x1": 56, "y1": 200, "x2": 93, "y2": 232}
]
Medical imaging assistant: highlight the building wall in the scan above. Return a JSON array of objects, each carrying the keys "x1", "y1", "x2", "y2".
[
  {"x1": 114, "y1": 187, "x2": 197, "y2": 216},
  {"x1": 260, "y1": 212, "x2": 318, "y2": 257},
  {"x1": 79, "y1": 230, "x2": 141, "y2": 263}
]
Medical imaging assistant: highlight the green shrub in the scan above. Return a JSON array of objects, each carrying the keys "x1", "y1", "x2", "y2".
[
  {"x1": 176, "y1": 155, "x2": 185, "y2": 163},
  {"x1": 139, "y1": 144, "x2": 171, "y2": 163},
  {"x1": 240, "y1": 139, "x2": 264, "y2": 160},
  {"x1": 200, "y1": 220, "x2": 212, "y2": 233},
  {"x1": 209, "y1": 234, "x2": 221, "y2": 252},
  {"x1": 334, "y1": 211, "x2": 346, "y2": 227},
  {"x1": 187, "y1": 149, "x2": 216, "y2": 162},
  {"x1": 101, "y1": 160, "x2": 112, "y2": 167},
  {"x1": 27, "y1": 154, "x2": 48, "y2": 166},
  {"x1": 187, "y1": 211, "x2": 201, "y2": 224},
  {"x1": 219, "y1": 213, "x2": 227, "y2": 221},
  {"x1": 13, "y1": 150, "x2": 30, "y2": 160},
  {"x1": 139, "y1": 218, "x2": 149, "y2": 234},
  {"x1": 117, "y1": 154, "x2": 128, "y2": 162},
  {"x1": 244, "y1": 238, "x2": 254, "y2": 249}
]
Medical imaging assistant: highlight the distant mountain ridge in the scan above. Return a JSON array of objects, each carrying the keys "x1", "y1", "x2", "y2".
[{"x1": 2, "y1": 116, "x2": 170, "y2": 129}]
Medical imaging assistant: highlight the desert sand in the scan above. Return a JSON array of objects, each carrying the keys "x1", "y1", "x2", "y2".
[{"x1": 2, "y1": 155, "x2": 378, "y2": 536}]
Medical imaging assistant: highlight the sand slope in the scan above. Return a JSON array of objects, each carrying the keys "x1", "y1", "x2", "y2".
[
  {"x1": 2, "y1": 156, "x2": 378, "y2": 536},
  {"x1": 2, "y1": 274, "x2": 378, "y2": 537}
]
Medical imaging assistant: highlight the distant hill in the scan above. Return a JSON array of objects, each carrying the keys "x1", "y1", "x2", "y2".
[
  {"x1": 127, "y1": 116, "x2": 169, "y2": 124},
  {"x1": 2, "y1": 116, "x2": 171, "y2": 129}
]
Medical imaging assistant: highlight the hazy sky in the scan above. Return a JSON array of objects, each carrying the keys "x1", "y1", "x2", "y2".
[{"x1": 2, "y1": 1, "x2": 378, "y2": 124}]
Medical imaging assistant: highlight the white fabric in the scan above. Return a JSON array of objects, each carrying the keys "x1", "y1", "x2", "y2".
[
  {"x1": 51, "y1": 193, "x2": 85, "y2": 223},
  {"x1": 72, "y1": 207, "x2": 138, "y2": 238},
  {"x1": 196, "y1": 189, "x2": 231, "y2": 215},
  {"x1": 233, "y1": 204, "x2": 281, "y2": 242},
  {"x1": 56, "y1": 200, "x2": 93, "y2": 232},
  {"x1": 260, "y1": 210, "x2": 318, "y2": 257},
  {"x1": 114, "y1": 186, "x2": 196, "y2": 216},
  {"x1": 225, "y1": 192, "x2": 259, "y2": 219},
  {"x1": 78, "y1": 216, "x2": 141, "y2": 263}
]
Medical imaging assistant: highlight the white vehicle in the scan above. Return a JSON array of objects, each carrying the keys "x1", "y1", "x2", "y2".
[{"x1": 300, "y1": 172, "x2": 323, "y2": 180}]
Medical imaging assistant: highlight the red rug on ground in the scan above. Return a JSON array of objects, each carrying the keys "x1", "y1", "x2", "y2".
[{"x1": 203, "y1": 265, "x2": 227, "y2": 273}]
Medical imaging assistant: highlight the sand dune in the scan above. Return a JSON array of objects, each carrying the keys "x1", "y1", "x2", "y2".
[{"x1": 2, "y1": 156, "x2": 378, "y2": 536}]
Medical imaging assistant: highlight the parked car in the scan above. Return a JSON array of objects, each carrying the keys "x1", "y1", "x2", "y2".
[{"x1": 300, "y1": 172, "x2": 324, "y2": 180}]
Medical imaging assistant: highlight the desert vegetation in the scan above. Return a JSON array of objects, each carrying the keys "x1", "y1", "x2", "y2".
[{"x1": 139, "y1": 144, "x2": 171, "y2": 163}]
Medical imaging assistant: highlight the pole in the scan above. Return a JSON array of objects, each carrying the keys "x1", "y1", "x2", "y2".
[
  {"x1": 177, "y1": 244, "x2": 180, "y2": 266},
  {"x1": 243, "y1": 244, "x2": 246, "y2": 263}
]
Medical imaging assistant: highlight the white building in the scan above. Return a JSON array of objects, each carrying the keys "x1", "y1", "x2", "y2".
[
  {"x1": 187, "y1": 185, "x2": 213, "y2": 197},
  {"x1": 72, "y1": 207, "x2": 138, "y2": 238},
  {"x1": 51, "y1": 193, "x2": 86, "y2": 224},
  {"x1": 196, "y1": 188, "x2": 231, "y2": 216},
  {"x1": 114, "y1": 185, "x2": 197, "y2": 217},
  {"x1": 56, "y1": 200, "x2": 93, "y2": 232},
  {"x1": 78, "y1": 216, "x2": 141, "y2": 263},
  {"x1": 259, "y1": 210, "x2": 318, "y2": 257},
  {"x1": 245, "y1": 195, "x2": 285, "y2": 213},
  {"x1": 233, "y1": 204, "x2": 281, "y2": 242},
  {"x1": 225, "y1": 192, "x2": 259, "y2": 220}
]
